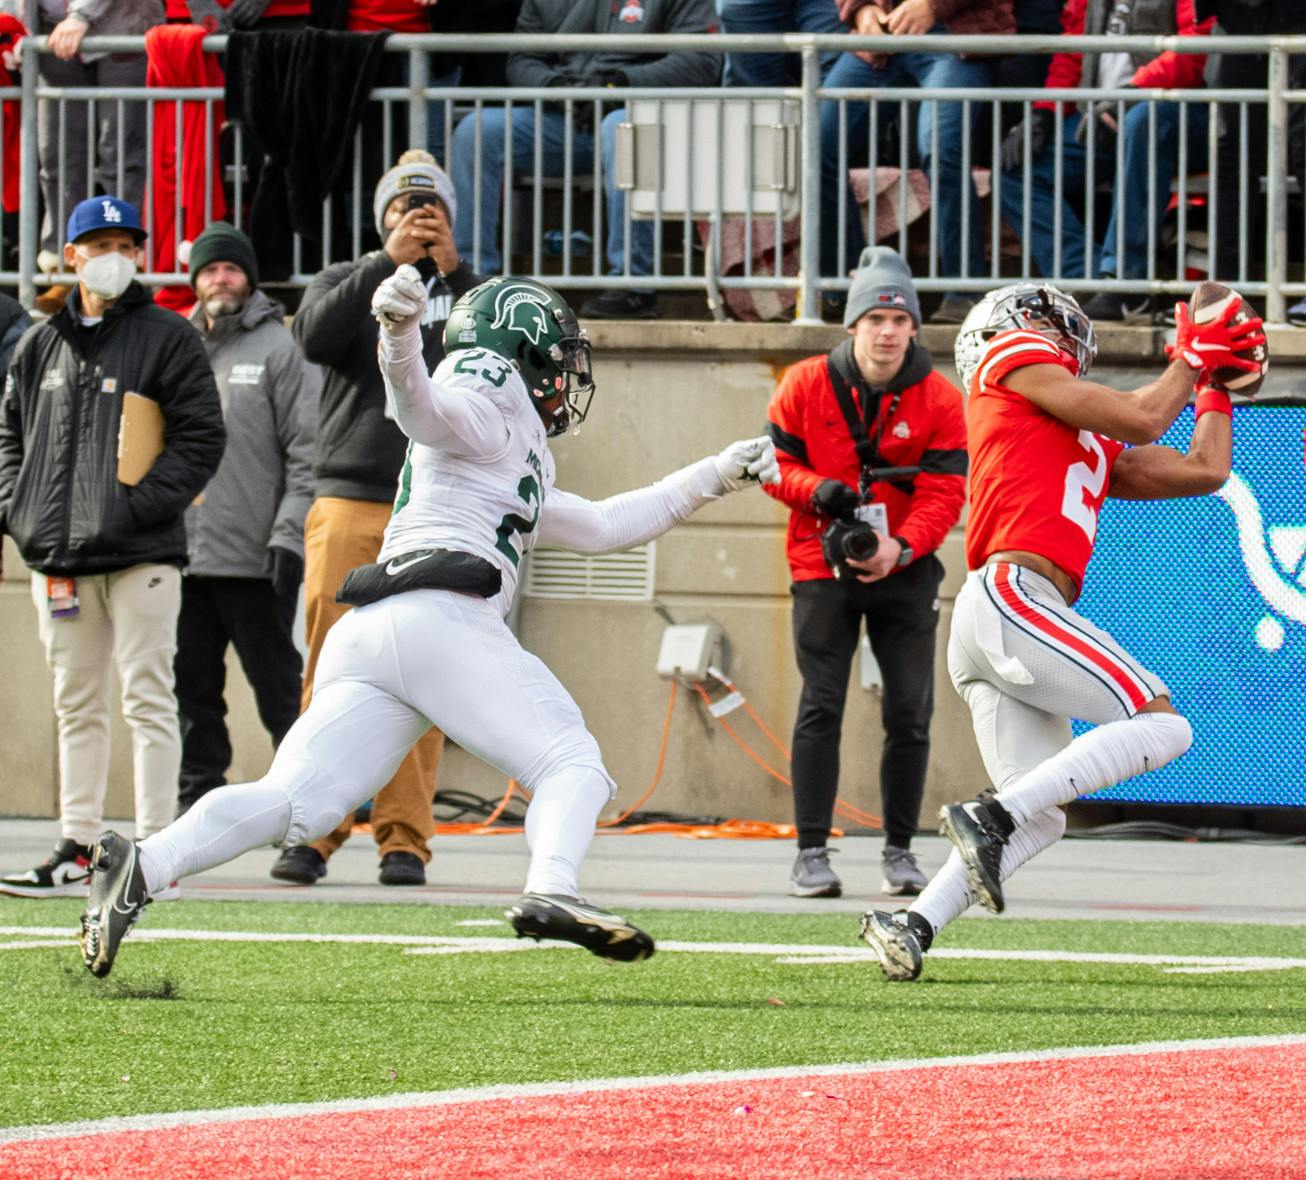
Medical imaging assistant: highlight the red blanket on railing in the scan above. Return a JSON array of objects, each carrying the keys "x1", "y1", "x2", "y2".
[
  {"x1": 0, "y1": 14, "x2": 25, "y2": 215},
  {"x1": 146, "y1": 23, "x2": 226, "y2": 313}
]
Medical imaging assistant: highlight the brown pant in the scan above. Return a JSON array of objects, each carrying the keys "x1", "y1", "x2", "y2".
[{"x1": 301, "y1": 497, "x2": 444, "y2": 863}]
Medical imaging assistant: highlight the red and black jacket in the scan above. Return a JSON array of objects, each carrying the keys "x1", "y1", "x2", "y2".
[{"x1": 765, "y1": 340, "x2": 967, "y2": 583}]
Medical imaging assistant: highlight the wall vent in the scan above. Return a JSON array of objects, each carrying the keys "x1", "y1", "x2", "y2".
[{"x1": 523, "y1": 543, "x2": 655, "y2": 601}]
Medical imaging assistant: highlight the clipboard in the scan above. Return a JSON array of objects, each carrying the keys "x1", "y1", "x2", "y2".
[{"x1": 117, "y1": 392, "x2": 164, "y2": 486}]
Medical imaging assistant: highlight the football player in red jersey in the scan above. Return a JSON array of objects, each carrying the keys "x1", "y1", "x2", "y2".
[{"x1": 858, "y1": 281, "x2": 1265, "y2": 981}]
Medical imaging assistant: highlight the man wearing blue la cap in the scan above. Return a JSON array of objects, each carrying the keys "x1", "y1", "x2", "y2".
[{"x1": 0, "y1": 195, "x2": 227, "y2": 899}]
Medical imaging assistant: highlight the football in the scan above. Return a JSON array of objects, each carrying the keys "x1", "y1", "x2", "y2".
[{"x1": 1188, "y1": 281, "x2": 1269, "y2": 395}]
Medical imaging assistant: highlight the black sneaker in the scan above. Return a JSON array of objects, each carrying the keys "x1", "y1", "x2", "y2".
[
  {"x1": 379, "y1": 850, "x2": 426, "y2": 886},
  {"x1": 1081, "y1": 290, "x2": 1153, "y2": 324},
  {"x1": 270, "y1": 845, "x2": 327, "y2": 885},
  {"x1": 507, "y1": 893, "x2": 655, "y2": 963},
  {"x1": 78, "y1": 832, "x2": 150, "y2": 978},
  {"x1": 938, "y1": 797, "x2": 1015, "y2": 914},
  {"x1": 579, "y1": 289, "x2": 660, "y2": 320},
  {"x1": 858, "y1": 909, "x2": 923, "y2": 981},
  {"x1": 0, "y1": 838, "x2": 94, "y2": 898}
]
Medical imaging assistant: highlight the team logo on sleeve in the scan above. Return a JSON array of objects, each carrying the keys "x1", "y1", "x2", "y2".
[{"x1": 491, "y1": 287, "x2": 549, "y2": 346}]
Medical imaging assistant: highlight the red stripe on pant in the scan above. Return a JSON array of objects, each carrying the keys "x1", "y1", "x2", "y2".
[{"x1": 992, "y1": 564, "x2": 1149, "y2": 712}]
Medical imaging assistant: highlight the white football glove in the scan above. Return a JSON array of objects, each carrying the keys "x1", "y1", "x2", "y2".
[
  {"x1": 714, "y1": 435, "x2": 780, "y2": 491},
  {"x1": 371, "y1": 263, "x2": 427, "y2": 332}
]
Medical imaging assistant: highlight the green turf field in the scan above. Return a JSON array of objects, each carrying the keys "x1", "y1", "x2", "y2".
[{"x1": 4, "y1": 897, "x2": 1306, "y2": 1129}]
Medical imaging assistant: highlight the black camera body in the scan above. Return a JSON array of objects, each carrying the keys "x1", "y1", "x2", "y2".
[{"x1": 820, "y1": 513, "x2": 879, "y2": 580}]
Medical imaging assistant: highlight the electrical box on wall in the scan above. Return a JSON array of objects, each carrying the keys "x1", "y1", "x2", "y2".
[{"x1": 656, "y1": 623, "x2": 722, "y2": 682}]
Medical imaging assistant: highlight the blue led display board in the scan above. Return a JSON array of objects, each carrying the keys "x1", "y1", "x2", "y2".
[{"x1": 1074, "y1": 404, "x2": 1306, "y2": 807}]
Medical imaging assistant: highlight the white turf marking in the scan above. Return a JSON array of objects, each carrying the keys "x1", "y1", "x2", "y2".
[
  {"x1": 3, "y1": 1033, "x2": 1305, "y2": 1146},
  {"x1": 4, "y1": 925, "x2": 1305, "y2": 975}
]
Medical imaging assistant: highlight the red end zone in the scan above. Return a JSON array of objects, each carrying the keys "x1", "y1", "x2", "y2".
[{"x1": 5, "y1": 1040, "x2": 1304, "y2": 1179}]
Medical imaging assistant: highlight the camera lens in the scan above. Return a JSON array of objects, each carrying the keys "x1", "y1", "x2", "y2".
[{"x1": 841, "y1": 524, "x2": 879, "y2": 562}]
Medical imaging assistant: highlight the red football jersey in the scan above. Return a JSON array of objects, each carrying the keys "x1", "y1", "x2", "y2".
[{"x1": 964, "y1": 330, "x2": 1126, "y2": 596}]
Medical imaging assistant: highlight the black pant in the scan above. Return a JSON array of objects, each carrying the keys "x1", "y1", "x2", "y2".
[
  {"x1": 175, "y1": 575, "x2": 303, "y2": 812},
  {"x1": 789, "y1": 555, "x2": 944, "y2": 850}
]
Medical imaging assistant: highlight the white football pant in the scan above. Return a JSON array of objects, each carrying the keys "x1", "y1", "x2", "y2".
[{"x1": 140, "y1": 589, "x2": 615, "y2": 897}]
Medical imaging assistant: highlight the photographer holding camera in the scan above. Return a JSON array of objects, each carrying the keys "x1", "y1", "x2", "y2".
[{"x1": 764, "y1": 247, "x2": 967, "y2": 899}]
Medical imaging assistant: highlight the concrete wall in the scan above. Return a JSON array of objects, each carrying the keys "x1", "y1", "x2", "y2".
[{"x1": 4, "y1": 320, "x2": 1302, "y2": 828}]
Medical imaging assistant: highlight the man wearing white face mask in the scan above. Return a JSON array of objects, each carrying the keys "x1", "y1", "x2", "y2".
[{"x1": 0, "y1": 196, "x2": 226, "y2": 899}]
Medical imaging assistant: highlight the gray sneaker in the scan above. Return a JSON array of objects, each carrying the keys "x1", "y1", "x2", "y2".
[
  {"x1": 881, "y1": 845, "x2": 927, "y2": 896},
  {"x1": 789, "y1": 847, "x2": 842, "y2": 898},
  {"x1": 858, "y1": 909, "x2": 923, "y2": 981},
  {"x1": 78, "y1": 832, "x2": 151, "y2": 978}
]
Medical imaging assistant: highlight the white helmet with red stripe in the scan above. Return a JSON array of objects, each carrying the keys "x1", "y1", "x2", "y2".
[{"x1": 954, "y1": 282, "x2": 1097, "y2": 391}]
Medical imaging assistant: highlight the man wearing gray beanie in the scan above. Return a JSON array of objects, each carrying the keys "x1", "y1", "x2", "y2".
[
  {"x1": 175, "y1": 220, "x2": 317, "y2": 814},
  {"x1": 274, "y1": 149, "x2": 481, "y2": 890},
  {"x1": 762, "y1": 245, "x2": 967, "y2": 901}
]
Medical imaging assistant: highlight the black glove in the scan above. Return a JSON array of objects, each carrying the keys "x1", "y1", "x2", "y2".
[
  {"x1": 811, "y1": 479, "x2": 861, "y2": 518},
  {"x1": 226, "y1": 0, "x2": 272, "y2": 28},
  {"x1": 1000, "y1": 107, "x2": 1053, "y2": 173},
  {"x1": 270, "y1": 546, "x2": 304, "y2": 600}
]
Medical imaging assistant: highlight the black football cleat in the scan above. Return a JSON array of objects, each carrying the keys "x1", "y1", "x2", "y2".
[
  {"x1": 507, "y1": 893, "x2": 655, "y2": 963},
  {"x1": 939, "y1": 798, "x2": 1014, "y2": 914},
  {"x1": 79, "y1": 832, "x2": 151, "y2": 978},
  {"x1": 858, "y1": 909, "x2": 923, "y2": 982}
]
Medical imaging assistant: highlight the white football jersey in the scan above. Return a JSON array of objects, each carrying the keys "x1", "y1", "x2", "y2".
[{"x1": 377, "y1": 347, "x2": 557, "y2": 616}]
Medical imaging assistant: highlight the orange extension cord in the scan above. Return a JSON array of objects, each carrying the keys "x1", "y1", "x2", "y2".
[{"x1": 380, "y1": 672, "x2": 883, "y2": 841}]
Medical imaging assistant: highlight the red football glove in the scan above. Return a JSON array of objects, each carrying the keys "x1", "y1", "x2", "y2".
[{"x1": 1168, "y1": 300, "x2": 1266, "y2": 373}]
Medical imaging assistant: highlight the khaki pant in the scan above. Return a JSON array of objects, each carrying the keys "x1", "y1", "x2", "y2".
[
  {"x1": 301, "y1": 497, "x2": 444, "y2": 862},
  {"x1": 31, "y1": 564, "x2": 182, "y2": 845}
]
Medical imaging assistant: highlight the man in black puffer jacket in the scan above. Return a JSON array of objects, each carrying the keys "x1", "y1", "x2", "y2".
[
  {"x1": 0, "y1": 196, "x2": 225, "y2": 899},
  {"x1": 271, "y1": 149, "x2": 480, "y2": 890}
]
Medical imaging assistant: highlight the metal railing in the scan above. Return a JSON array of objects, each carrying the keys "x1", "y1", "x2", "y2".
[{"x1": 13, "y1": 32, "x2": 1306, "y2": 321}]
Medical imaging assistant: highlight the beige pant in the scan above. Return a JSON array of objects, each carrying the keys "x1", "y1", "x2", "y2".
[{"x1": 31, "y1": 564, "x2": 182, "y2": 845}]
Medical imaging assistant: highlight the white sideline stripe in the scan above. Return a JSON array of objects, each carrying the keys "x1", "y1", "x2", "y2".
[
  {"x1": 3, "y1": 1033, "x2": 1305, "y2": 1146},
  {"x1": 5, "y1": 926, "x2": 1306, "y2": 973}
]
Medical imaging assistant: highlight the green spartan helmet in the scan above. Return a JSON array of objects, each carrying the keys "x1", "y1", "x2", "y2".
[{"x1": 442, "y1": 277, "x2": 594, "y2": 434}]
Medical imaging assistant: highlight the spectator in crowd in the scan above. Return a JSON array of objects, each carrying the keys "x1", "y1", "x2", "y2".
[
  {"x1": 821, "y1": 0, "x2": 1014, "y2": 325},
  {"x1": 998, "y1": 0, "x2": 1214, "y2": 322},
  {"x1": 0, "y1": 292, "x2": 30, "y2": 380},
  {"x1": 171, "y1": 0, "x2": 312, "y2": 30},
  {"x1": 175, "y1": 222, "x2": 318, "y2": 813},
  {"x1": 23, "y1": 0, "x2": 163, "y2": 278},
  {"x1": 277, "y1": 150, "x2": 478, "y2": 888},
  {"x1": 763, "y1": 247, "x2": 966, "y2": 899},
  {"x1": 0, "y1": 197, "x2": 225, "y2": 898},
  {"x1": 719, "y1": 0, "x2": 846, "y2": 87},
  {"x1": 1194, "y1": 0, "x2": 1306, "y2": 321},
  {"x1": 449, "y1": 0, "x2": 722, "y2": 320}
]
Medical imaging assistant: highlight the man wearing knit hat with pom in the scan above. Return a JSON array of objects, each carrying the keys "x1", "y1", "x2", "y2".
[
  {"x1": 174, "y1": 221, "x2": 318, "y2": 815},
  {"x1": 276, "y1": 149, "x2": 480, "y2": 888},
  {"x1": 763, "y1": 246, "x2": 967, "y2": 901}
]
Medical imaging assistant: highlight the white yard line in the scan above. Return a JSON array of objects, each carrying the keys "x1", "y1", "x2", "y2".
[
  {"x1": 4, "y1": 924, "x2": 1305, "y2": 973},
  {"x1": 3, "y1": 1033, "x2": 1305, "y2": 1145}
]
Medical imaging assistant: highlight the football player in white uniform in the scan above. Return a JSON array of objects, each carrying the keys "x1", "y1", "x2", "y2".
[{"x1": 78, "y1": 269, "x2": 779, "y2": 979}]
